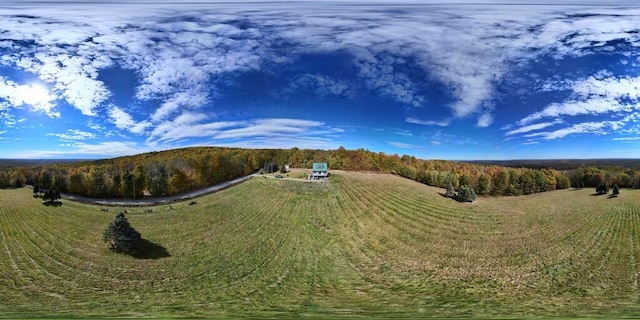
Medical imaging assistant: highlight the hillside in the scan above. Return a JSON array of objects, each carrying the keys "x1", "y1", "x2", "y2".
[{"x1": 1, "y1": 172, "x2": 640, "y2": 318}]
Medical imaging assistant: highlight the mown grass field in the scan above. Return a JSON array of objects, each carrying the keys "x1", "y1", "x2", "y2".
[{"x1": 2, "y1": 171, "x2": 640, "y2": 318}]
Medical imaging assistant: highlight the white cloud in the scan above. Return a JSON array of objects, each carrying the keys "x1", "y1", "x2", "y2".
[
  {"x1": 47, "y1": 129, "x2": 96, "y2": 141},
  {"x1": 218, "y1": 136, "x2": 340, "y2": 151},
  {"x1": 108, "y1": 105, "x2": 152, "y2": 134},
  {"x1": 388, "y1": 141, "x2": 427, "y2": 150},
  {"x1": 213, "y1": 118, "x2": 324, "y2": 140},
  {"x1": 510, "y1": 74, "x2": 640, "y2": 139},
  {"x1": 406, "y1": 117, "x2": 450, "y2": 127},
  {"x1": 18, "y1": 141, "x2": 148, "y2": 158},
  {"x1": 613, "y1": 137, "x2": 640, "y2": 141},
  {"x1": 284, "y1": 74, "x2": 353, "y2": 98},
  {"x1": 519, "y1": 99, "x2": 631, "y2": 126},
  {"x1": 147, "y1": 116, "x2": 335, "y2": 149},
  {"x1": 476, "y1": 113, "x2": 493, "y2": 128},
  {"x1": 0, "y1": 77, "x2": 59, "y2": 117},
  {"x1": 524, "y1": 120, "x2": 625, "y2": 140},
  {"x1": 505, "y1": 120, "x2": 561, "y2": 136}
]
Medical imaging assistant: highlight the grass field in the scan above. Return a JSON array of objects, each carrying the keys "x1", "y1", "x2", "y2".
[{"x1": 2, "y1": 171, "x2": 640, "y2": 318}]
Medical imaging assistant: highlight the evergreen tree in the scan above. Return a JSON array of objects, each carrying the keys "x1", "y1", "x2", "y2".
[
  {"x1": 103, "y1": 212, "x2": 141, "y2": 254},
  {"x1": 612, "y1": 184, "x2": 620, "y2": 196},
  {"x1": 33, "y1": 185, "x2": 40, "y2": 197},
  {"x1": 42, "y1": 187, "x2": 60, "y2": 203},
  {"x1": 456, "y1": 185, "x2": 477, "y2": 202},
  {"x1": 596, "y1": 182, "x2": 609, "y2": 194},
  {"x1": 445, "y1": 183, "x2": 456, "y2": 198}
]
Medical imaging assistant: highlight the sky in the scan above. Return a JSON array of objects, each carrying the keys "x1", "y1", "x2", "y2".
[{"x1": 1, "y1": 1, "x2": 640, "y2": 160}]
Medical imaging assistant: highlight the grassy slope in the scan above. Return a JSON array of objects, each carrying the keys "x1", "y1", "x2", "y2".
[{"x1": 1, "y1": 172, "x2": 640, "y2": 318}]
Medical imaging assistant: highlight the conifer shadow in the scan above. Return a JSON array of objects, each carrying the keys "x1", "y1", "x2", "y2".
[
  {"x1": 131, "y1": 239, "x2": 170, "y2": 259},
  {"x1": 42, "y1": 201, "x2": 63, "y2": 207}
]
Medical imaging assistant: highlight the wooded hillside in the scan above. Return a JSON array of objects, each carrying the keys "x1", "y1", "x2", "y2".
[{"x1": 0, "y1": 146, "x2": 574, "y2": 198}]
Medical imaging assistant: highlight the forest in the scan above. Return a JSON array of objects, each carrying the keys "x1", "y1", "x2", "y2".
[{"x1": 4, "y1": 146, "x2": 635, "y2": 199}]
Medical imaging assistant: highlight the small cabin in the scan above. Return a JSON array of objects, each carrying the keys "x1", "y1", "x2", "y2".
[{"x1": 310, "y1": 162, "x2": 329, "y2": 179}]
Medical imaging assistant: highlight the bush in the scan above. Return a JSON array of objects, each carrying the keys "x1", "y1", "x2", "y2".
[
  {"x1": 103, "y1": 212, "x2": 141, "y2": 254},
  {"x1": 612, "y1": 184, "x2": 620, "y2": 196}
]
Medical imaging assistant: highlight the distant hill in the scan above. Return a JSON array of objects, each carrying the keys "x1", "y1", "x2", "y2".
[
  {"x1": 0, "y1": 159, "x2": 87, "y2": 169},
  {"x1": 467, "y1": 158, "x2": 640, "y2": 171}
]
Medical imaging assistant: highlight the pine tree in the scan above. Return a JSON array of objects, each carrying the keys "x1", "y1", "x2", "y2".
[
  {"x1": 445, "y1": 183, "x2": 456, "y2": 198},
  {"x1": 42, "y1": 187, "x2": 60, "y2": 203},
  {"x1": 103, "y1": 212, "x2": 141, "y2": 254},
  {"x1": 612, "y1": 184, "x2": 620, "y2": 196},
  {"x1": 456, "y1": 185, "x2": 477, "y2": 202}
]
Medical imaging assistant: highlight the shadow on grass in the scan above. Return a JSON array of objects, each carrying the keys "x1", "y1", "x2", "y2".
[
  {"x1": 131, "y1": 239, "x2": 170, "y2": 259},
  {"x1": 42, "y1": 201, "x2": 62, "y2": 207},
  {"x1": 437, "y1": 192, "x2": 470, "y2": 203},
  {"x1": 590, "y1": 193, "x2": 607, "y2": 196},
  {"x1": 608, "y1": 194, "x2": 619, "y2": 199}
]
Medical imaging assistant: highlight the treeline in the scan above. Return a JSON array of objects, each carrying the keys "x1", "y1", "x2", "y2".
[
  {"x1": 0, "y1": 146, "x2": 572, "y2": 198},
  {"x1": 568, "y1": 166, "x2": 640, "y2": 189}
]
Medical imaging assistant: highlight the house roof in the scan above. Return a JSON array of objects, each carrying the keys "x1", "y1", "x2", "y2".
[{"x1": 312, "y1": 162, "x2": 328, "y2": 172}]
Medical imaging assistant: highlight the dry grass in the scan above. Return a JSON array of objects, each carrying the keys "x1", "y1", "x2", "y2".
[{"x1": 1, "y1": 172, "x2": 640, "y2": 318}]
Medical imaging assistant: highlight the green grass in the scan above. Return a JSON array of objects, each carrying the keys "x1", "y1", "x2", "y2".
[{"x1": 2, "y1": 172, "x2": 640, "y2": 318}]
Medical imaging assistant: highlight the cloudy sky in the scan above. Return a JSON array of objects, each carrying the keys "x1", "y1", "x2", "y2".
[{"x1": 1, "y1": 1, "x2": 640, "y2": 159}]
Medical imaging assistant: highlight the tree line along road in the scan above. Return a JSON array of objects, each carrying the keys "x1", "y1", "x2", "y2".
[{"x1": 58, "y1": 173, "x2": 259, "y2": 206}]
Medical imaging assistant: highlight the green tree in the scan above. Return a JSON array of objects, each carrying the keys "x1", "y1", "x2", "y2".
[
  {"x1": 477, "y1": 174, "x2": 492, "y2": 195},
  {"x1": 445, "y1": 183, "x2": 456, "y2": 198},
  {"x1": 456, "y1": 185, "x2": 477, "y2": 202},
  {"x1": 596, "y1": 182, "x2": 609, "y2": 195},
  {"x1": 147, "y1": 163, "x2": 169, "y2": 196},
  {"x1": 612, "y1": 184, "x2": 620, "y2": 196},
  {"x1": 103, "y1": 212, "x2": 141, "y2": 254},
  {"x1": 491, "y1": 169, "x2": 508, "y2": 195},
  {"x1": 90, "y1": 166, "x2": 106, "y2": 197},
  {"x1": 133, "y1": 165, "x2": 146, "y2": 199},
  {"x1": 42, "y1": 187, "x2": 60, "y2": 203}
]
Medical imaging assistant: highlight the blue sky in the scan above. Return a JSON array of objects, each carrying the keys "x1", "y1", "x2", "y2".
[{"x1": 1, "y1": 1, "x2": 640, "y2": 160}]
